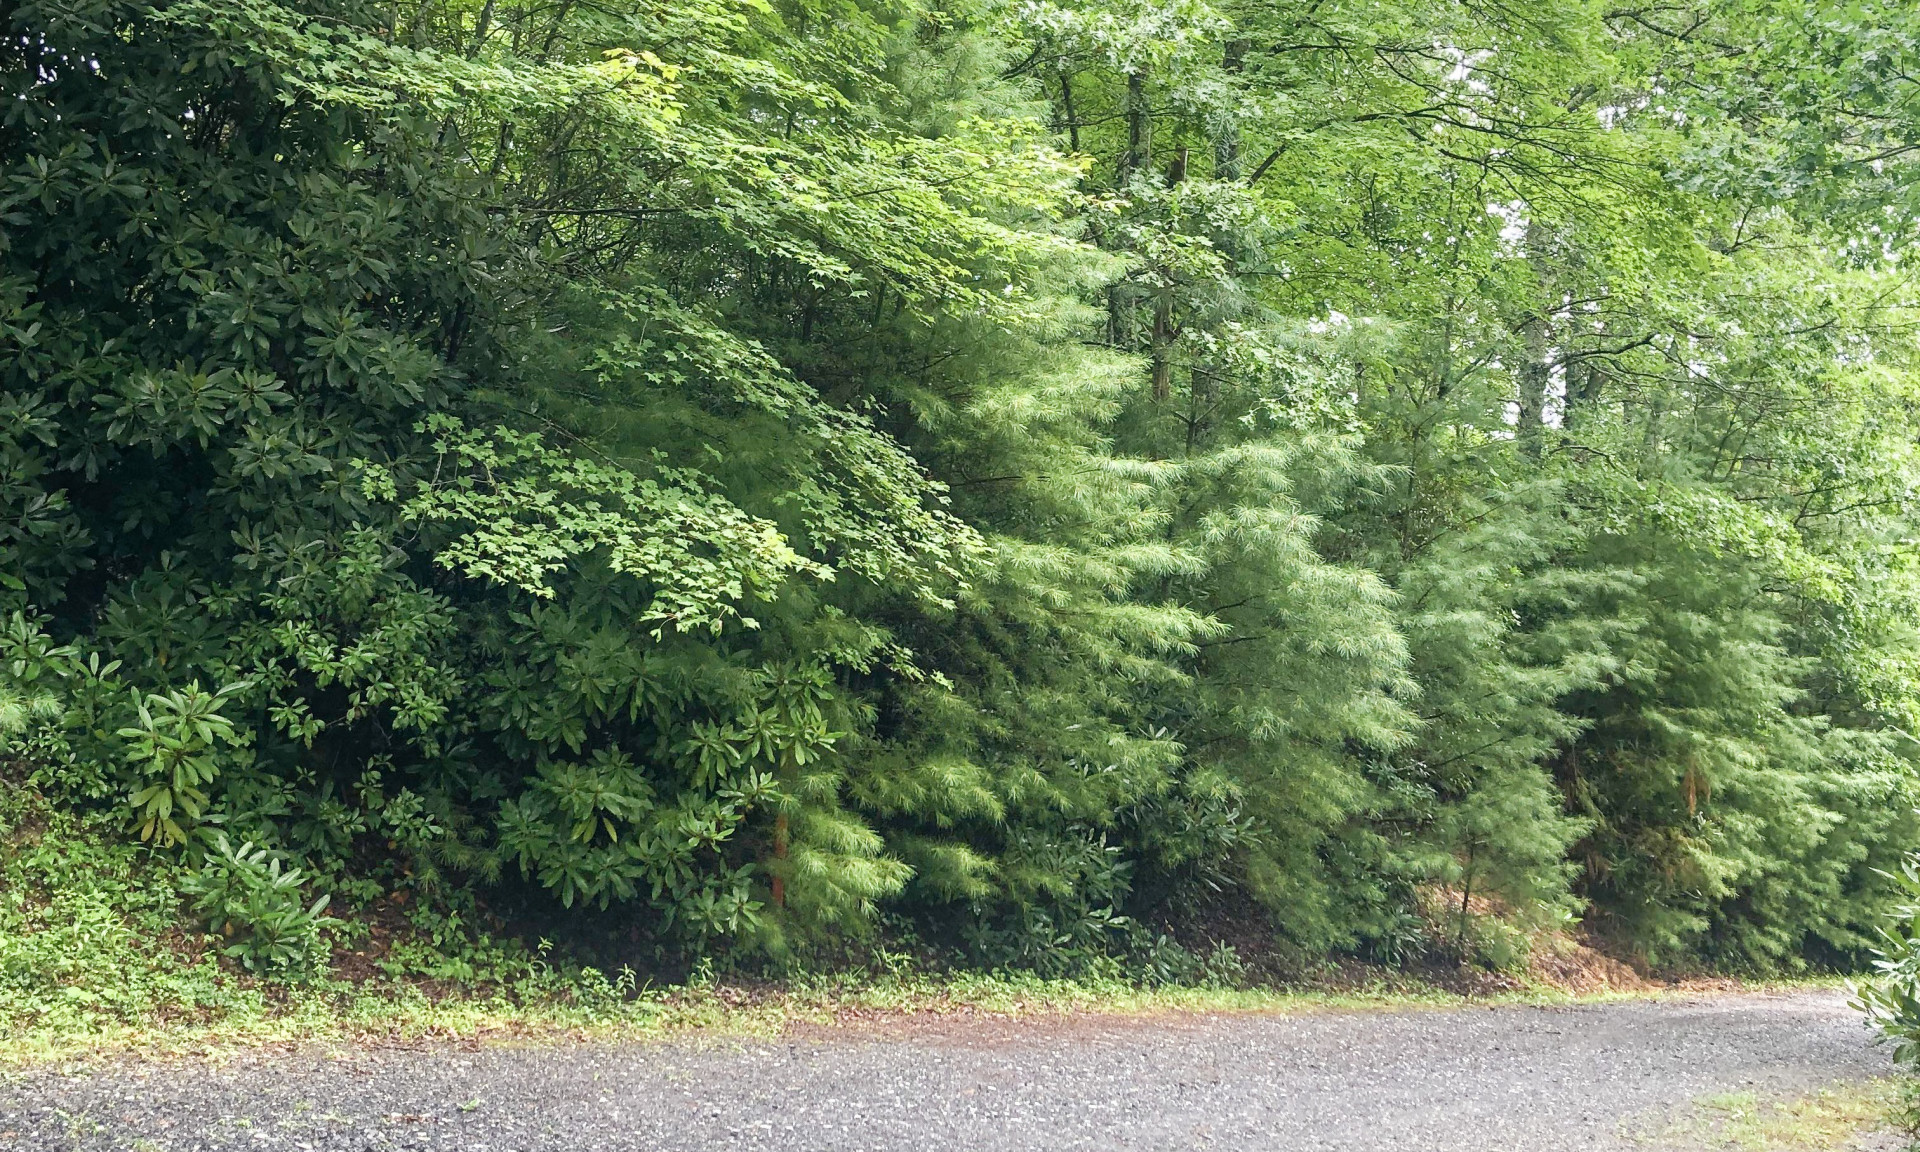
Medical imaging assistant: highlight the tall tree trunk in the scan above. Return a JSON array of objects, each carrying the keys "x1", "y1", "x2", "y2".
[
  {"x1": 1564, "y1": 359, "x2": 1605, "y2": 431},
  {"x1": 1120, "y1": 71, "x2": 1150, "y2": 184},
  {"x1": 1111, "y1": 71, "x2": 1152, "y2": 355},
  {"x1": 1214, "y1": 40, "x2": 1246, "y2": 179},
  {"x1": 1516, "y1": 220, "x2": 1555, "y2": 456},
  {"x1": 1516, "y1": 312, "x2": 1550, "y2": 456},
  {"x1": 1151, "y1": 287, "x2": 1173, "y2": 400}
]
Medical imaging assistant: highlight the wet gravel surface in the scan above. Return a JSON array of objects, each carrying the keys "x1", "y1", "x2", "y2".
[{"x1": 0, "y1": 990, "x2": 1890, "y2": 1151}]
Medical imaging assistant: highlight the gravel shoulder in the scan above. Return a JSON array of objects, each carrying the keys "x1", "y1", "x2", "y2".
[{"x1": 0, "y1": 989, "x2": 1893, "y2": 1151}]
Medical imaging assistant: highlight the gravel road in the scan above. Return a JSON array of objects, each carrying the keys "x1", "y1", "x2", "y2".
[{"x1": 0, "y1": 990, "x2": 1892, "y2": 1151}]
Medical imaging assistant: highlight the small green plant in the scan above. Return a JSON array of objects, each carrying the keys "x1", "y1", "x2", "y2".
[
  {"x1": 119, "y1": 683, "x2": 248, "y2": 846},
  {"x1": 1854, "y1": 854, "x2": 1920, "y2": 1063},
  {"x1": 1851, "y1": 852, "x2": 1920, "y2": 1145},
  {"x1": 181, "y1": 835, "x2": 337, "y2": 978}
]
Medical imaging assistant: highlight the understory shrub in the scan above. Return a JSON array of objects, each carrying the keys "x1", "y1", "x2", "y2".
[{"x1": 181, "y1": 836, "x2": 337, "y2": 978}]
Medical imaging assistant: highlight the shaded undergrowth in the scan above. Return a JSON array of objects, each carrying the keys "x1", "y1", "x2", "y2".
[{"x1": 0, "y1": 775, "x2": 1836, "y2": 1067}]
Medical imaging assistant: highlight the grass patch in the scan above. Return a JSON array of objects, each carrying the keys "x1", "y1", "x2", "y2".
[
  {"x1": 1632, "y1": 1081, "x2": 1902, "y2": 1151},
  {"x1": 0, "y1": 956, "x2": 1667, "y2": 1067}
]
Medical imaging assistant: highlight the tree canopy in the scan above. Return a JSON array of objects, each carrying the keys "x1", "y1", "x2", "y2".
[{"x1": 7, "y1": 0, "x2": 1920, "y2": 974}]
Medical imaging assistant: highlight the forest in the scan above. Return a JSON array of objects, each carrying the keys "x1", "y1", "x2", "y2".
[{"x1": 6, "y1": 0, "x2": 1920, "y2": 992}]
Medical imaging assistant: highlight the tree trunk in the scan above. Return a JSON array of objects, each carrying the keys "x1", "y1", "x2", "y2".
[
  {"x1": 1120, "y1": 71, "x2": 1150, "y2": 184},
  {"x1": 1214, "y1": 40, "x2": 1246, "y2": 179},
  {"x1": 1151, "y1": 288, "x2": 1173, "y2": 400}
]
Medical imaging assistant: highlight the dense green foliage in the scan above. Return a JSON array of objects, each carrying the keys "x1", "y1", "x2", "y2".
[
  {"x1": 6, "y1": 0, "x2": 1920, "y2": 980},
  {"x1": 1857, "y1": 853, "x2": 1920, "y2": 1066}
]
